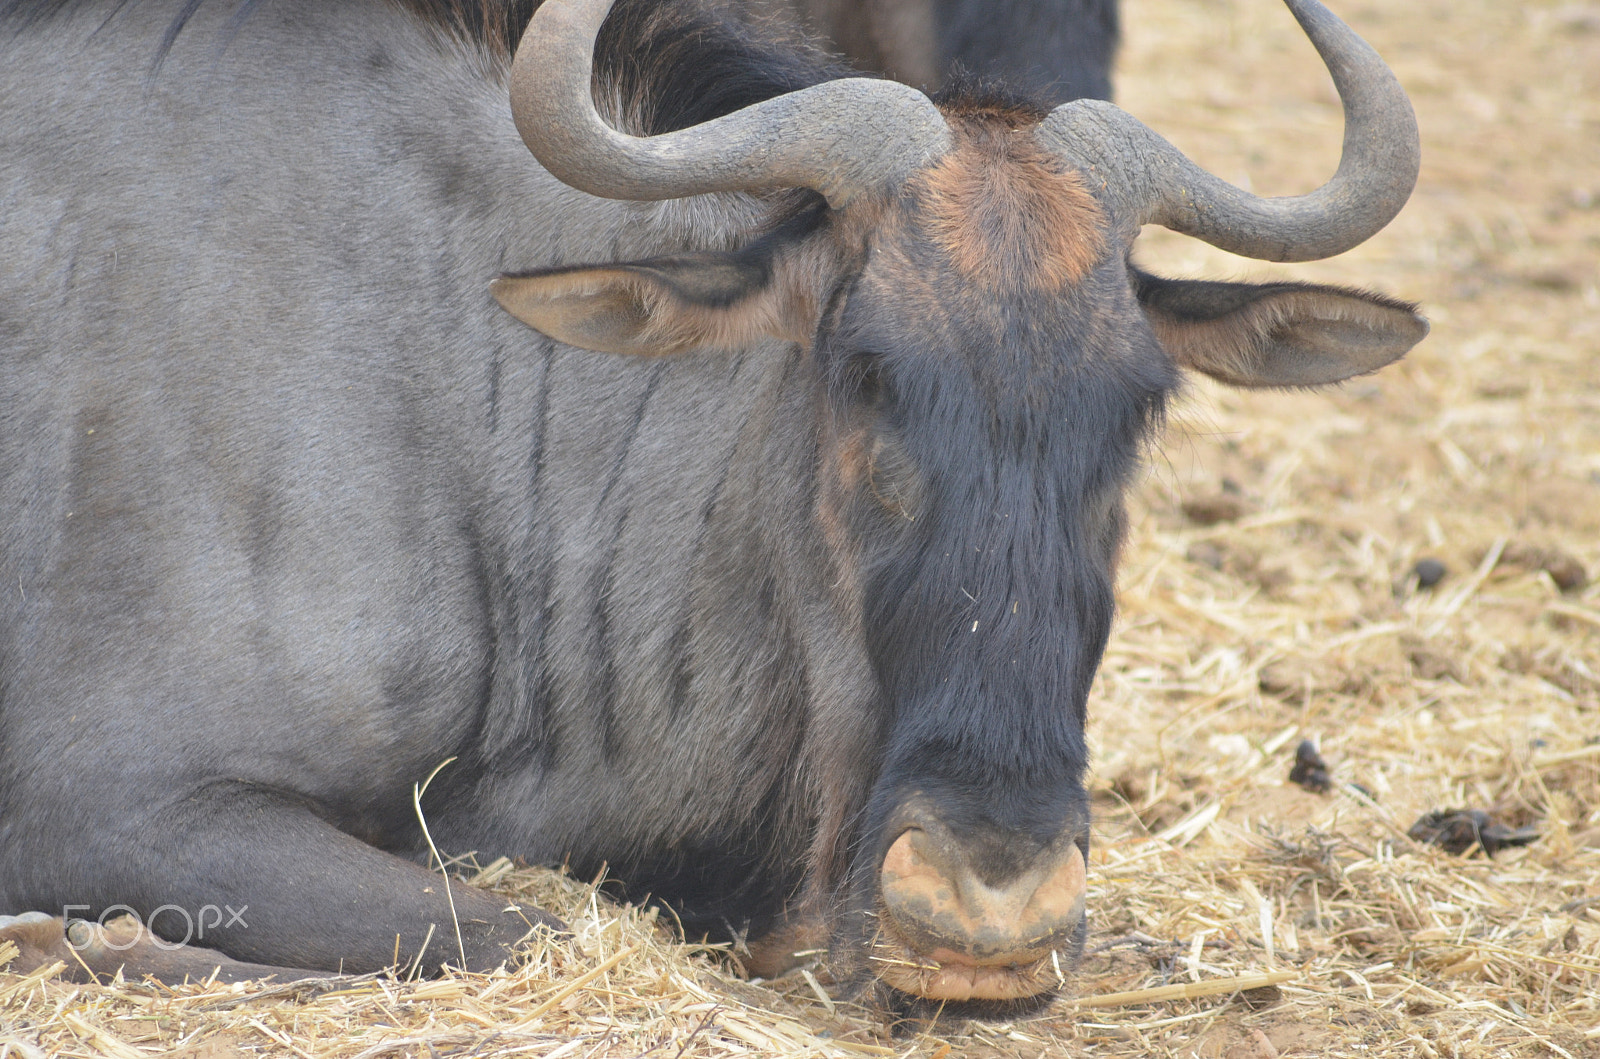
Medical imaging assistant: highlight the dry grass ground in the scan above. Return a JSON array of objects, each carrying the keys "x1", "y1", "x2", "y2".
[{"x1": 4, "y1": 0, "x2": 1598, "y2": 1056}]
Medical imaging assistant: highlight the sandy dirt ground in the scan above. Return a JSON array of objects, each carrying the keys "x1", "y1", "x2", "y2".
[{"x1": 3, "y1": 1, "x2": 1597, "y2": 1057}]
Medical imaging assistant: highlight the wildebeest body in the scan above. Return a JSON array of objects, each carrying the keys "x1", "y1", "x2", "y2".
[
  {"x1": 0, "y1": 0, "x2": 1425, "y2": 996},
  {"x1": 1, "y1": 0, "x2": 854, "y2": 965}
]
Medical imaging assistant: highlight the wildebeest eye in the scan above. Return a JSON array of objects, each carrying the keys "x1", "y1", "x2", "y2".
[{"x1": 843, "y1": 356, "x2": 888, "y2": 409}]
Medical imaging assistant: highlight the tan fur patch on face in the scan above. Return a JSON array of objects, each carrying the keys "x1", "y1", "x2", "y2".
[
  {"x1": 813, "y1": 420, "x2": 871, "y2": 615},
  {"x1": 833, "y1": 424, "x2": 871, "y2": 495},
  {"x1": 917, "y1": 122, "x2": 1106, "y2": 292}
]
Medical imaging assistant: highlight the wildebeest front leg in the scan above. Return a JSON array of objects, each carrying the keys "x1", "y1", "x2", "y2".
[
  {"x1": 0, "y1": 911, "x2": 325, "y2": 984},
  {"x1": 11, "y1": 784, "x2": 560, "y2": 982}
]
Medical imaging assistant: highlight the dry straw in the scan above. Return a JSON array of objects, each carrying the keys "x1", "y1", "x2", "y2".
[{"x1": 5, "y1": 0, "x2": 1599, "y2": 1056}]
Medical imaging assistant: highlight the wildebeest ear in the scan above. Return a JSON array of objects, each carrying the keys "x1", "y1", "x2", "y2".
[
  {"x1": 491, "y1": 249, "x2": 813, "y2": 356},
  {"x1": 1133, "y1": 269, "x2": 1429, "y2": 388}
]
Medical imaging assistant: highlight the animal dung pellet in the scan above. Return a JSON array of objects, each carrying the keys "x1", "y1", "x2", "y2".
[
  {"x1": 1412, "y1": 557, "x2": 1448, "y2": 589},
  {"x1": 1407, "y1": 808, "x2": 1541, "y2": 856},
  {"x1": 1288, "y1": 739, "x2": 1333, "y2": 793},
  {"x1": 1182, "y1": 492, "x2": 1249, "y2": 526},
  {"x1": 1496, "y1": 541, "x2": 1589, "y2": 592}
]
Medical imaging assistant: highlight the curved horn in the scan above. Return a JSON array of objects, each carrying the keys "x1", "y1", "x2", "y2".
[
  {"x1": 508, "y1": 0, "x2": 951, "y2": 208},
  {"x1": 1036, "y1": 0, "x2": 1420, "y2": 261}
]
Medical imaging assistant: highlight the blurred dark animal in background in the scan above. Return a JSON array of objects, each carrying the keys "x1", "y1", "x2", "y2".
[{"x1": 734, "y1": 0, "x2": 1119, "y2": 101}]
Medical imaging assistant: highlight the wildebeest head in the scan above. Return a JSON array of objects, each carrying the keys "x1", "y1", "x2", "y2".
[{"x1": 491, "y1": 0, "x2": 1425, "y2": 1001}]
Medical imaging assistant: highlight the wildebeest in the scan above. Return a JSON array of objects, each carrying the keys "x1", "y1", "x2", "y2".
[
  {"x1": 0, "y1": 0, "x2": 1424, "y2": 1001},
  {"x1": 733, "y1": 0, "x2": 1118, "y2": 101}
]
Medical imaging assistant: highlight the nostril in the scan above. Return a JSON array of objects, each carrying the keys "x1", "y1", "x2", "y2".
[
  {"x1": 879, "y1": 828, "x2": 1087, "y2": 965},
  {"x1": 880, "y1": 828, "x2": 947, "y2": 913},
  {"x1": 1021, "y1": 844, "x2": 1088, "y2": 940}
]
